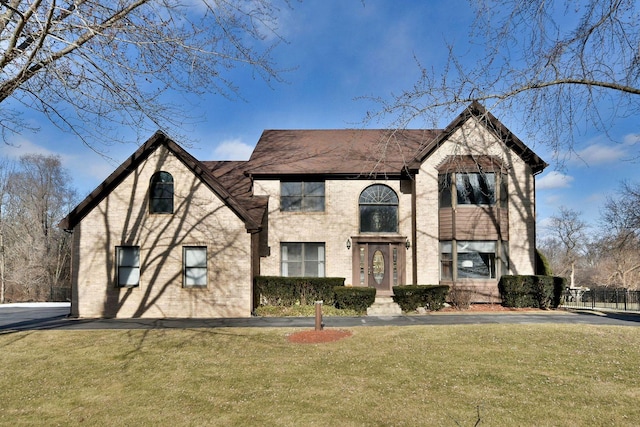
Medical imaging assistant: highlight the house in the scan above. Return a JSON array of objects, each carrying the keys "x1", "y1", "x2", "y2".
[{"x1": 60, "y1": 102, "x2": 547, "y2": 318}]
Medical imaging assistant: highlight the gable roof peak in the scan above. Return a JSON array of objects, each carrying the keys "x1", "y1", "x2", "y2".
[
  {"x1": 414, "y1": 102, "x2": 548, "y2": 174},
  {"x1": 59, "y1": 130, "x2": 261, "y2": 232}
]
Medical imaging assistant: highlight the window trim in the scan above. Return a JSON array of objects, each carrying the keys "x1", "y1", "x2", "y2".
[
  {"x1": 281, "y1": 242, "x2": 326, "y2": 277},
  {"x1": 440, "y1": 240, "x2": 509, "y2": 281},
  {"x1": 149, "y1": 171, "x2": 174, "y2": 214},
  {"x1": 116, "y1": 246, "x2": 140, "y2": 288},
  {"x1": 358, "y1": 184, "x2": 399, "y2": 233},
  {"x1": 439, "y1": 172, "x2": 507, "y2": 208},
  {"x1": 183, "y1": 246, "x2": 208, "y2": 288},
  {"x1": 280, "y1": 181, "x2": 325, "y2": 212}
]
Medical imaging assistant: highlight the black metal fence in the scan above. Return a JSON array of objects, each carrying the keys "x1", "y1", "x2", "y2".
[{"x1": 562, "y1": 288, "x2": 640, "y2": 312}]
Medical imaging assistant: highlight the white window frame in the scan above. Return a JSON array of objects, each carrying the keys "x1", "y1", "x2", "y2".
[
  {"x1": 281, "y1": 243, "x2": 325, "y2": 277},
  {"x1": 116, "y1": 246, "x2": 140, "y2": 287},
  {"x1": 183, "y1": 246, "x2": 208, "y2": 288}
]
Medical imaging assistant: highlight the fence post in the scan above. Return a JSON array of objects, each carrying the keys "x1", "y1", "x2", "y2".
[{"x1": 315, "y1": 300, "x2": 323, "y2": 331}]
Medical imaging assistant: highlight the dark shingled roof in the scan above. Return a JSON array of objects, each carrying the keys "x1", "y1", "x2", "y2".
[
  {"x1": 59, "y1": 103, "x2": 547, "y2": 233},
  {"x1": 245, "y1": 129, "x2": 440, "y2": 177},
  {"x1": 414, "y1": 101, "x2": 548, "y2": 174},
  {"x1": 203, "y1": 160, "x2": 268, "y2": 227},
  {"x1": 60, "y1": 131, "x2": 263, "y2": 232}
]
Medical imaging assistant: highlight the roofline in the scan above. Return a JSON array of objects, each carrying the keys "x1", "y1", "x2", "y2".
[
  {"x1": 414, "y1": 101, "x2": 548, "y2": 174},
  {"x1": 247, "y1": 171, "x2": 415, "y2": 180},
  {"x1": 59, "y1": 131, "x2": 261, "y2": 232}
]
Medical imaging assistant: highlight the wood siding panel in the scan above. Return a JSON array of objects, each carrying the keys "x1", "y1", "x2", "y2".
[{"x1": 439, "y1": 207, "x2": 509, "y2": 241}]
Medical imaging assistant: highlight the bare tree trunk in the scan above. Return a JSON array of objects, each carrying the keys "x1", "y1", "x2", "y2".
[{"x1": 0, "y1": 226, "x2": 4, "y2": 304}]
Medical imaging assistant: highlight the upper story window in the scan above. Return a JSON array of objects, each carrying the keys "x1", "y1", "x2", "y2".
[
  {"x1": 439, "y1": 172, "x2": 507, "y2": 208},
  {"x1": 359, "y1": 184, "x2": 398, "y2": 233},
  {"x1": 281, "y1": 181, "x2": 325, "y2": 212},
  {"x1": 150, "y1": 171, "x2": 174, "y2": 214}
]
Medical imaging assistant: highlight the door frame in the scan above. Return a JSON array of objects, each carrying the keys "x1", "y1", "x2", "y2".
[{"x1": 350, "y1": 235, "x2": 407, "y2": 294}]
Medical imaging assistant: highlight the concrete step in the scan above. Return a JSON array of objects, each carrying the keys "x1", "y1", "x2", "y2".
[{"x1": 367, "y1": 296, "x2": 402, "y2": 316}]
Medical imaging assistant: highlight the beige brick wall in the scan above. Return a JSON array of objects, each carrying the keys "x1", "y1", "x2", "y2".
[
  {"x1": 253, "y1": 119, "x2": 538, "y2": 296},
  {"x1": 415, "y1": 117, "x2": 537, "y2": 294},
  {"x1": 71, "y1": 146, "x2": 253, "y2": 318},
  {"x1": 254, "y1": 179, "x2": 414, "y2": 285}
]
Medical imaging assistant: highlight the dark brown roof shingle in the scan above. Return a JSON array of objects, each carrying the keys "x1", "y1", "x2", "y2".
[{"x1": 246, "y1": 129, "x2": 440, "y2": 177}]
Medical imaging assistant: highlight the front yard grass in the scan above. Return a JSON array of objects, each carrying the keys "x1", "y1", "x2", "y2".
[{"x1": 1, "y1": 324, "x2": 639, "y2": 426}]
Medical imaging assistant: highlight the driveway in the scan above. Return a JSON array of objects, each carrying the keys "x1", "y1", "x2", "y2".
[{"x1": 1, "y1": 303, "x2": 639, "y2": 332}]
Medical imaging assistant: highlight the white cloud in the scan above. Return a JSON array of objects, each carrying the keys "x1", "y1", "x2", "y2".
[
  {"x1": 572, "y1": 143, "x2": 628, "y2": 165},
  {"x1": 537, "y1": 171, "x2": 574, "y2": 190},
  {"x1": 623, "y1": 133, "x2": 640, "y2": 145},
  {"x1": 0, "y1": 136, "x2": 60, "y2": 159},
  {"x1": 213, "y1": 138, "x2": 254, "y2": 160}
]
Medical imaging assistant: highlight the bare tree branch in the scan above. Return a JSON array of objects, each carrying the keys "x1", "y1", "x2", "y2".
[
  {"x1": 0, "y1": 0, "x2": 291, "y2": 146},
  {"x1": 367, "y1": 0, "x2": 640, "y2": 160}
]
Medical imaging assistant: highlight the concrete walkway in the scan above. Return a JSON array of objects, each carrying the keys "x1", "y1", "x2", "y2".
[{"x1": 1, "y1": 302, "x2": 639, "y2": 332}]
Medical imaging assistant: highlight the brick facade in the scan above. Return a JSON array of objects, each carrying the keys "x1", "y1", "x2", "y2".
[
  {"x1": 69, "y1": 146, "x2": 253, "y2": 318},
  {"x1": 63, "y1": 103, "x2": 546, "y2": 317}
]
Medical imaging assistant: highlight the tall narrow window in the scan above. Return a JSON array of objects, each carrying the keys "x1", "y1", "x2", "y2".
[
  {"x1": 150, "y1": 171, "x2": 174, "y2": 214},
  {"x1": 116, "y1": 246, "x2": 140, "y2": 287},
  {"x1": 281, "y1": 243, "x2": 325, "y2": 277},
  {"x1": 359, "y1": 184, "x2": 399, "y2": 233},
  {"x1": 281, "y1": 181, "x2": 325, "y2": 212},
  {"x1": 184, "y1": 246, "x2": 207, "y2": 287}
]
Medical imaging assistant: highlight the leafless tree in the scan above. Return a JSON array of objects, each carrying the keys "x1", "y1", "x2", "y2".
[
  {"x1": 0, "y1": 157, "x2": 14, "y2": 303},
  {"x1": 597, "y1": 181, "x2": 640, "y2": 289},
  {"x1": 546, "y1": 206, "x2": 588, "y2": 288},
  {"x1": 3, "y1": 154, "x2": 76, "y2": 301},
  {"x1": 0, "y1": 0, "x2": 290, "y2": 147},
  {"x1": 368, "y1": 0, "x2": 640, "y2": 159}
]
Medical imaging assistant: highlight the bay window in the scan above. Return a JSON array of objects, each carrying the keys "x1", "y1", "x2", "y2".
[{"x1": 440, "y1": 241, "x2": 509, "y2": 280}]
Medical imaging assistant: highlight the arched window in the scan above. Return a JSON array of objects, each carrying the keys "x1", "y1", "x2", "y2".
[
  {"x1": 359, "y1": 184, "x2": 398, "y2": 233},
  {"x1": 149, "y1": 171, "x2": 174, "y2": 214}
]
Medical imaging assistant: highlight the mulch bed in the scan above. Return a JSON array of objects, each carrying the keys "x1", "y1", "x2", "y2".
[
  {"x1": 286, "y1": 305, "x2": 545, "y2": 344},
  {"x1": 287, "y1": 329, "x2": 353, "y2": 344}
]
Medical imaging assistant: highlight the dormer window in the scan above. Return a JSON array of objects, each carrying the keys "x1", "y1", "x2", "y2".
[{"x1": 150, "y1": 171, "x2": 174, "y2": 214}]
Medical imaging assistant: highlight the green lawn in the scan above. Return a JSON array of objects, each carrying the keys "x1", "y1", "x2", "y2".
[{"x1": 1, "y1": 325, "x2": 639, "y2": 426}]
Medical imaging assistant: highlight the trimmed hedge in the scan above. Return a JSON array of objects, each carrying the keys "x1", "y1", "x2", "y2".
[
  {"x1": 334, "y1": 286, "x2": 376, "y2": 312},
  {"x1": 254, "y1": 276, "x2": 345, "y2": 306},
  {"x1": 392, "y1": 285, "x2": 450, "y2": 312},
  {"x1": 498, "y1": 275, "x2": 566, "y2": 309},
  {"x1": 535, "y1": 249, "x2": 553, "y2": 275}
]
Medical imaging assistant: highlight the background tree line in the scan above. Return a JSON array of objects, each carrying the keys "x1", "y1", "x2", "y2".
[
  {"x1": 0, "y1": 154, "x2": 76, "y2": 303},
  {"x1": 539, "y1": 181, "x2": 640, "y2": 291}
]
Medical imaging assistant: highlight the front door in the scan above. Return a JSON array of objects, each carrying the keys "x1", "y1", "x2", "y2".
[{"x1": 368, "y1": 244, "x2": 390, "y2": 291}]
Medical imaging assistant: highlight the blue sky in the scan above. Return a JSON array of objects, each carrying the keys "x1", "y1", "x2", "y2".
[{"x1": 2, "y1": 0, "x2": 638, "y2": 233}]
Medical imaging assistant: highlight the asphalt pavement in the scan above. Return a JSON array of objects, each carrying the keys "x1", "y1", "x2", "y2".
[{"x1": 1, "y1": 303, "x2": 639, "y2": 332}]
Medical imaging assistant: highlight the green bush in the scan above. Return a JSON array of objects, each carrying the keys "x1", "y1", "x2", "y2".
[
  {"x1": 333, "y1": 286, "x2": 376, "y2": 313},
  {"x1": 254, "y1": 276, "x2": 345, "y2": 307},
  {"x1": 535, "y1": 249, "x2": 553, "y2": 275},
  {"x1": 498, "y1": 275, "x2": 566, "y2": 309},
  {"x1": 392, "y1": 285, "x2": 449, "y2": 312}
]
